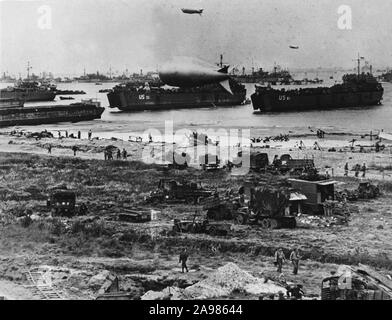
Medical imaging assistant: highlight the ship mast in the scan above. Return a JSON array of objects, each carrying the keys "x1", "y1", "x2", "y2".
[
  {"x1": 27, "y1": 61, "x2": 32, "y2": 80},
  {"x1": 355, "y1": 53, "x2": 365, "y2": 77}
]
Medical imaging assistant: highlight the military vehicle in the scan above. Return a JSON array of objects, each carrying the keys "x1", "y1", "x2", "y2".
[
  {"x1": 117, "y1": 208, "x2": 152, "y2": 223},
  {"x1": 146, "y1": 179, "x2": 214, "y2": 204},
  {"x1": 47, "y1": 189, "x2": 87, "y2": 217},
  {"x1": 357, "y1": 182, "x2": 380, "y2": 199},
  {"x1": 289, "y1": 178, "x2": 337, "y2": 215},
  {"x1": 172, "y1": 217, "x2": 231, "y2": 236},
  {"x1": 321, "y1": 264, "x2": 392, "y2": 300},
  {"x1": 233, "y1": 187, "x2": 300, "y2": 229}
]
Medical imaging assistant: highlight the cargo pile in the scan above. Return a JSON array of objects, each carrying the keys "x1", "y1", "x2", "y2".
[
  {"x1": 182, "y1": 263, "x2": 284, "y2": 299},
  {"x1": 140, "y1": 263, "x2": 285, "y2": 300}
]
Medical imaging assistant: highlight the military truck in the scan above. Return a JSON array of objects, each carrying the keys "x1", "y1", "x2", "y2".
[
  {"x1": 273, "y1": 154, "x2": 315, "y2": 175},
  {"x1": 250, "y1": 152, "x2": 269, "y2": 172},
  {"x1": 233, "y1": 187, "x2": 300, "y2": 229},
  {"x1": 199, "y1": 154, "x2": 220, "y2": 171},
  {"x1": 146, "y1": 179, "x2": 214, "y2": 204},
  {"x1": 202, "y1": 195, "x2": 240, "y2": 221},
  {"x1": 172, "y1": 217, "x2": 231, "y2": 236},
  {"x1": 357, "y1": 182, "x2": 380, "y2": 199},
  {"x1": 117, "y1": 208, "x2": 152, "y2": 223},
  {"x1": 321, "y1": 264, "x2": 392, "y2": 300},
  {"x1": 230, "y1": 152, "x2": 269, "y2": 172},
  {"x1": 47, "y1": 189, "x2": 87, "y2": 217},
  {"x1": 288, "y1": 178, "x2": 337, "y2": 214}
]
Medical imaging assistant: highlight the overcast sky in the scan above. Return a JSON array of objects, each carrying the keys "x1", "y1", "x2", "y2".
[{"x1": 0, "y1": 0, "x2": 391, "y2": 76}]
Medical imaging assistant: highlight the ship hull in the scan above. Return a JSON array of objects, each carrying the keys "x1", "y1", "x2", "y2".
[
  {"x1": 0, "y1": 103, "x2": 104, "y2": 127},
  {"x1": 107, "y1": 90, "x2": 246, "y2": 111},
  {"x1": 0, "y1": 90, "x2": 56, "y2": 102},
  {"x1": 251, "y1": 90, "x2": 383, "y2": 112}
]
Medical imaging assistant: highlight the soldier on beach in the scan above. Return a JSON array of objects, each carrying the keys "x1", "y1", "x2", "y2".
[
  {"x1": 122, "y1": 148, "x2": 127, "y2": 160},
  {"x1": 78, "y1": 131, "x2": 81, "y2": 139},
  {"x1": 88, "y1": 129, "x2": 92, "y2": 140},
  {"x1": 47, "y1": 145, "x2": 52, "y2": 154},
  {"x1": 116, "y1": 149, "x2": 121, "y2": 160},
  {"x1": 72, "y1": 145, "x2": 78, "y2": 156},
  {"x1": 274, "y1": 248, "x2": 286, "y2": 273},
  {"x1": 361, "y1": 163, "x2": 367, "y2": 178},
  {"x1": 355, "y1": 164, "x2": 360, "y2": 177},
  {"x1": 179, "y1": 248, "x2": 189, "y2": 273},
  {"x1": 290, "y1": 248, "x2": 301, "y2": 275},
  {"x1": 344, "y1": 162, "x2": 349, "y2": 176}
]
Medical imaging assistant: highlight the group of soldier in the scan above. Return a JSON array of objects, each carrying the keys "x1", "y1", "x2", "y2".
[
  {"x1": 344, "y1": 162, "x2": 367, "y2": 178},
  {"x1": 104, "y1": 148, "x2": 128, "y2": 160}
]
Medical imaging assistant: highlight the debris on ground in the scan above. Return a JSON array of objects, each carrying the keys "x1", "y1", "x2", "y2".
[{"x1": 297, "y1": 215, "x2": 347, "y2": 227}]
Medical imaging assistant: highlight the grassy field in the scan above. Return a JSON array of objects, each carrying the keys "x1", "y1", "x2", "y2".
[{"x1": 0, "y1": 152, "x2": 391, "y2": 299}]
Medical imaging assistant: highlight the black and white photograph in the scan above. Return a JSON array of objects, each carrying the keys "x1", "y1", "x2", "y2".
[{"x1": 0, "y1": 0, "x2": 392, "y2": 309}]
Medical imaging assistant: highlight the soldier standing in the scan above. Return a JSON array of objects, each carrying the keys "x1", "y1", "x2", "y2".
[
  {"x1": 179, "y1": 248, "x2": 189, "y2": 273},
  {"x1": 274, "y1": 248, "x2": 286, "y2": 273},
  {"x1": 344, "y1": 162, "x2": 349, "y2": 176},
  {"x1": 122, "y1": 148, "x2": 127, "y2": 160},
  {"x1": 290, "y1": 248, "x2": 301, "y2": 275},
  {"x1": 361, "y1": 163, "x2": 367, "y2": 178}
]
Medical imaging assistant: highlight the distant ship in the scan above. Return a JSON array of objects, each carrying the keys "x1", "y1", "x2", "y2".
[
  {"x1": 233, "y1": 65, "x2": 293, "y2": 85},
  {"x1": 0, "y1": 98, "x2": 104, "y2": 127},
  {"x1": 251, "y1": 73, "x2": 384, "y2": 112},
  {"x1": 0, "y1": 80, "x2": 56, "y2": 102},
  {"x1": 379, "y1": 70, "x2": 392, "y2": 83}
]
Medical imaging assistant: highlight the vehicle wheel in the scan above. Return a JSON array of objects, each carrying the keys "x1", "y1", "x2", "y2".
[
  {"x1": 260, "y1": 218, "x2": 271, "y2": 229},
  {"x1": 186, "y1": 197, "x2": 195, "y2": 204},
  {"x1": 269, "y1": 218, "x2": 279, "y2": 229},
  {"x1": 234, "y1": 214, "x2": 245, "y2": 225},
  {"x1": 172, "y1": 225, "x2": 180, "y2": 233},
  {"x1": 208, "y1": 226, "x2": 217, "y2": 236}
]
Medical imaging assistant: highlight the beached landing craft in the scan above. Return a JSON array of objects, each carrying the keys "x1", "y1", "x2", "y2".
[
  {"x1": 251, "y1": 73, "x2": 384, "y2": 112},
  {"x1": 107, "y1": 59, "x2": 246, "y2": 111},
  {"x1": 0, "y1": 98, "x2": 105, "y2": 127}
]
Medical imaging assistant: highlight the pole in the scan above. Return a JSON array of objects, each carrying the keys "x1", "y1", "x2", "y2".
[{"x1": 357, "y1": 53, "x2": 360, "y2": 77}]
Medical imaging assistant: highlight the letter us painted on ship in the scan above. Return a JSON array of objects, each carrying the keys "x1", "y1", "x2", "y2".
[
  {"x1": 279, "y1": 95, "x2": 290, "y2": 101},
  {"x1": 138, "y1": 94, "x2": 150, "y2": 100}
]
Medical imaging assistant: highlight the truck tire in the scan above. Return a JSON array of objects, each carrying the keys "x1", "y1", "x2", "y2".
[
  {"x1": 234, "y1": 213, "x2": 245, "y2": 225},
  {"x1": 269, "y1": 218, "x2": 279, "y2": 229},
  {"x1": 260, "y1": 218, "x2": 271, "y2": 229},
  {"x1": 186, "y1": 196, "x2": 195, "y2": 204},
  {"x1": 208, "y1": 226, "x2": 217, "y2": 236}
]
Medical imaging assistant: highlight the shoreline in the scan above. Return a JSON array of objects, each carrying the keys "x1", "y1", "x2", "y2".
[{"x1": 1, "y1": 129, "x2": 392, "y2": 181}]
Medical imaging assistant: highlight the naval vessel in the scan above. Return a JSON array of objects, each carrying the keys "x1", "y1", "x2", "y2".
[
  {"x1": 251, "y1": 73, "x2": 384, "y2": 112},
  {"x1": 0, "y1": 98, "x2": 105, "y2": 127},
  {"x1": 107, "y1": 78, "x2": 246, "y2": 111},
  {"x1": 0, "y1": 80, "x2": 56, "y2": 102}
]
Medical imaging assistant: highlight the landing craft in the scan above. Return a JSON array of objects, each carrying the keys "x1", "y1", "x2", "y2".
[
  {"x1": 289, "y1": 45, "x2": 299, "y2": 49},
  {"x1": 181, "y1": 8, "x2": 204, "y2": 15}
]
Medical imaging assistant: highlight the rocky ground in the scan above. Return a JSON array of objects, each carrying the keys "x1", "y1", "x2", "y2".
[{"x1": 0, "y1": 130, "x2": 392, "y2": 300}]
